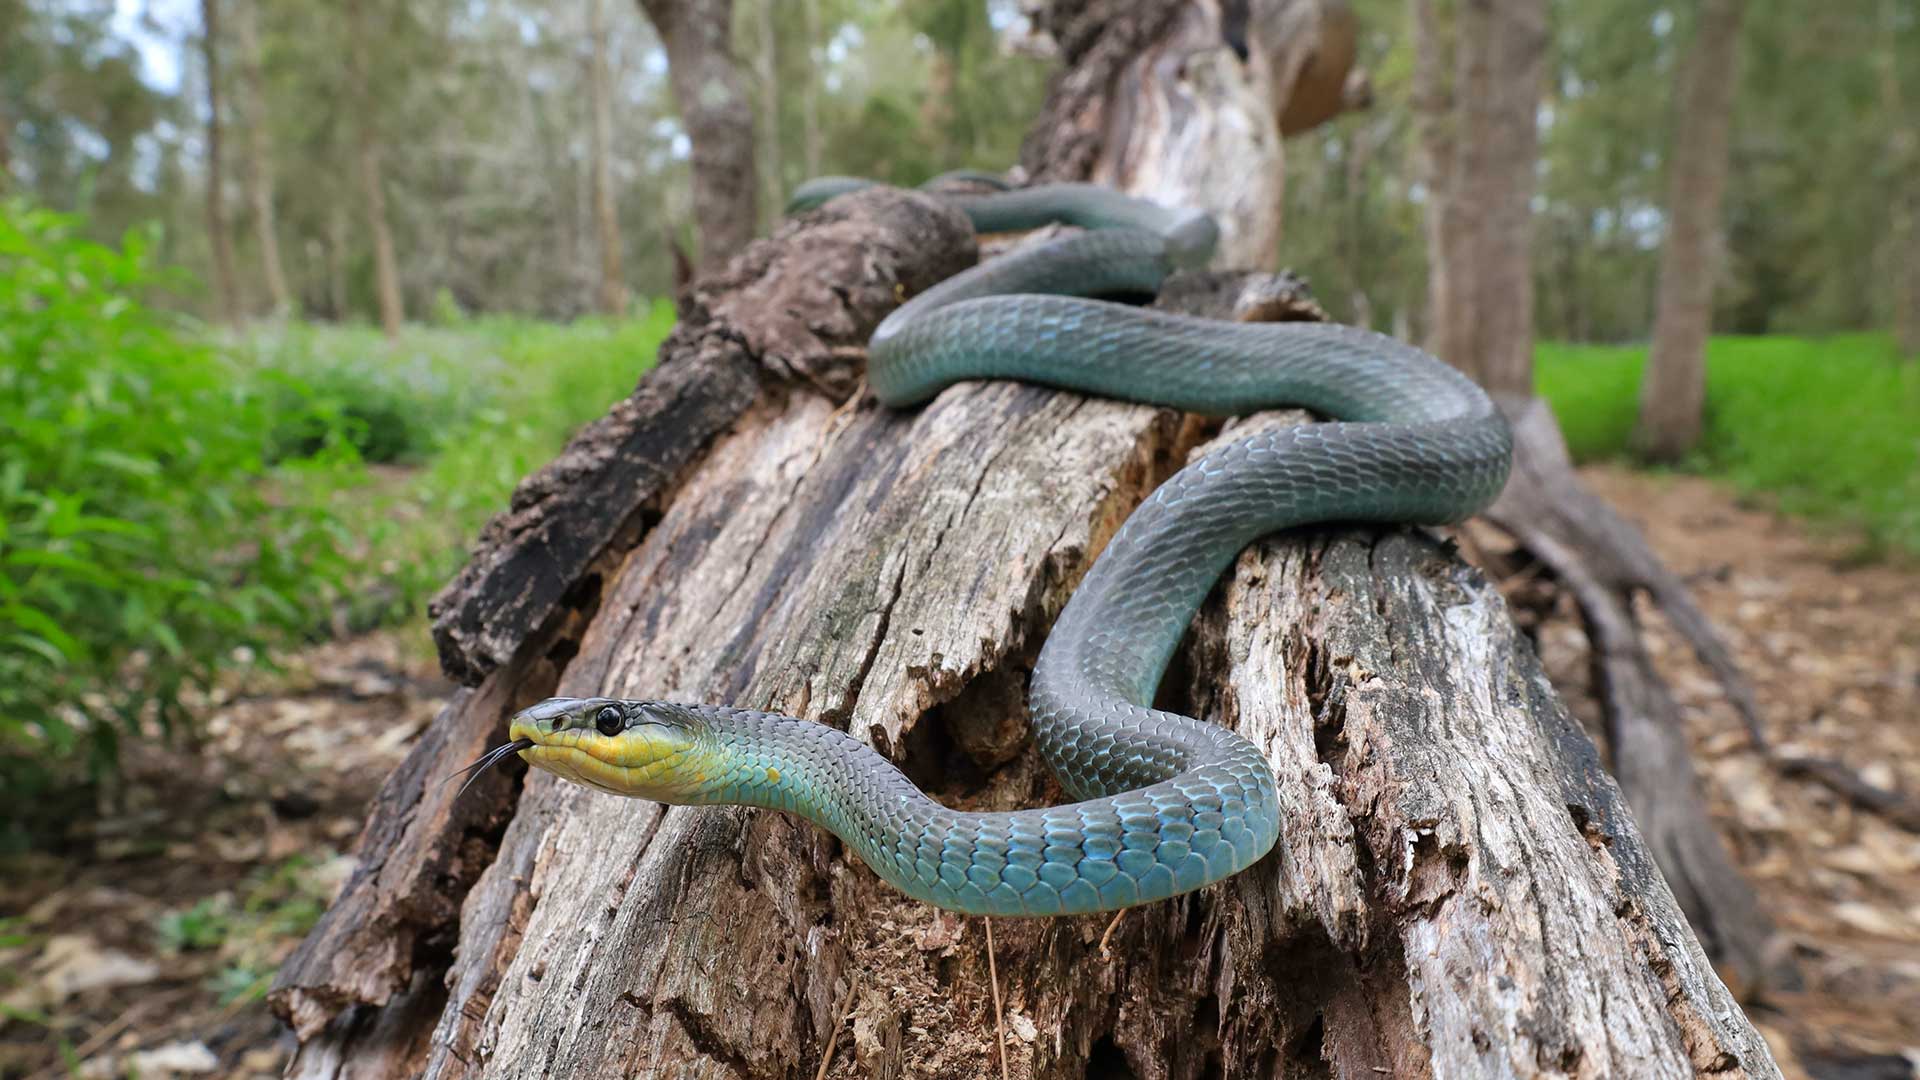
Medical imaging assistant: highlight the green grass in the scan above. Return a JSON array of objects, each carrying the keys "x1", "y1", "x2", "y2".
[{"x1": 1536, "y1": 334, "x2": 1920, "y2": 558}]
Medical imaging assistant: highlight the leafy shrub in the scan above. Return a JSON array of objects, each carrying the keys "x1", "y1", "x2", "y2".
[
  {"x1": 246, "y1": 323, "x2": 502, "y2": 465},
  {"x1": 0, "y1": 203, "x2": 356, "y2": 791},
  {"x1": 336, "y1": 307, "x2": 674, "y2": 616},
  {"x1": 0, "y1": 200, "x2": 673, "y2": 847}
]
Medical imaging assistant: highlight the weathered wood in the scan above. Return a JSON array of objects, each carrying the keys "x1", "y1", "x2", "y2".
[
  {"x1": 274, "y1": 5, "x2": 1789, "y2": 1074},
  {"x1": 278, "y1": 216, "x2": 1781, "y2": 1075},
  {"x1": 427, "y1": 191, "x2": 976, "y2": 685},
  {"x1": 1481, "y1": 395, "x2": 1794, "y2": 998},
  {"x1": 270, "y1": 189, "x2": 976, "y2": 1044}
]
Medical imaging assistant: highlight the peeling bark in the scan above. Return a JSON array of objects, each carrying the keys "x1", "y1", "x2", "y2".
[
  {"x1": 1024, "y1": 0, "x2": 1322, "y2": 268},
  {"x1": 1479, "y1": 397, "x2": 1797, "y2": 999}
]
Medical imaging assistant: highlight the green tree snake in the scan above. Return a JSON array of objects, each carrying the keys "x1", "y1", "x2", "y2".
[{"x1": 473, "y1": 176, "x2": 1513, "y2": 917}]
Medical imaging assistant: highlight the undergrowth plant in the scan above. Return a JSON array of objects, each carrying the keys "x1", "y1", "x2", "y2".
[
  {"x1": 1, "y1": 200, "x2": 673, "y2": 845},
  {"x1": 1, "y1": 204, "x2": 359, "y2": 806}
]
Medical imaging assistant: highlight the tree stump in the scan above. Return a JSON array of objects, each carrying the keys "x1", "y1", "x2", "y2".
[{"x1": 269, "y1": 186, "x2": 1781, "y2": 1078}]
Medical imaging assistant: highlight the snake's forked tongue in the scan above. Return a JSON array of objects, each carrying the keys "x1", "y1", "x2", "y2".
[{"x1": 444, "y1": 737, "x2": 534, "y2": 798}]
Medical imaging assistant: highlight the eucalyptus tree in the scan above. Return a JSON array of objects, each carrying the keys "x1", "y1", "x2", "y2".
[{"x1": 1635, "y1": 0, "x2": 1746, "y2": 460}]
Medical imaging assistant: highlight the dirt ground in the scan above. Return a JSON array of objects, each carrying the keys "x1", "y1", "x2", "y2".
[{"x1": 1, "y1": 466, "x2": 1915, "y2": 1079}]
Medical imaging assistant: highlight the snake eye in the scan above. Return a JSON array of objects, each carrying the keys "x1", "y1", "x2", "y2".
[{"x1": 594, "y1": 705, "x2": 624, "y2": 737}]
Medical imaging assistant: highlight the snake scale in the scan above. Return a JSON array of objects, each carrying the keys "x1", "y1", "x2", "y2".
[{"x1": 478, "y1": 176, "x2": 1513, "y2": 917}]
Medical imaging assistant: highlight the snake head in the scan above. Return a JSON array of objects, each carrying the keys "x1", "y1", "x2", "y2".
[{"x1": 506, "y1": 697, "x2": 713, "y2": 801}]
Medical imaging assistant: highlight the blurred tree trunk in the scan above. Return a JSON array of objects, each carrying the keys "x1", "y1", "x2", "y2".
[
  {"x1": 751, "y1": 0, "x2": 783, "y2": 222},
  {"x1": 232, "y1": 0, "x2": 292, "y2": 317},
  {"x1": 637, "y1": 0, "x2": 756, "y2": 270},
  {"x1": 1413, "y1": 0, "x2": 1543, "y2": 395},
  {"x1": 345, "y1": 0, "x2": 403, "y2": 338},
  {"x1": 326, "y1": 204, "x2": 348, "y2": 321},
  {"x1": 587, "y1": 0, "x2": 626, "y2": 316},
  {"x1": 1408, "y1": 0, "x2": 1455, "y2": 354},
  {"x1": 199, "y1": 0, "x2": 242, "y2": 330},
  {"x1": 800, "y1": 0, "x2": 821, "y2": 178},
  {"x1": 270, "y1": 3, "x2": 1783, "y2": 1076},
  {"x1": 1635, "y1": 0, "x2": 1746, "y2": 459},
  {"x1": 1883, "y1": 0, "x2": 1919, "y2": 358}
]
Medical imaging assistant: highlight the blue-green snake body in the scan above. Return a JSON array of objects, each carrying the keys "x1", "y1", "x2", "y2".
[{"x1": 497, "y1": 177, "x2": 1512, "y2": 916}]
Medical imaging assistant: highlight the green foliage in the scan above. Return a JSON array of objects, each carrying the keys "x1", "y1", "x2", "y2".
[
  {"x1": 0, "y1": 203, "x2": 357, "y2": 780},
  {"x1": 0, "y1": 202, "x2": 673, "y2": 804},
  {"x1": 316, "y1": 306, "x2": 675, "y2": 618},
  {"x1": 244, "y1": 323, "x2": 503, "y2": 464},
  {"x1": 1537, "y1": 334, "x2": 1920, "y2": 557},
  {"x1": 153, "y1": 855, "x2": 340, "y2": 1003},
  {"x1": 155, "y1": 897, "x2": 232, "y2": 953}
]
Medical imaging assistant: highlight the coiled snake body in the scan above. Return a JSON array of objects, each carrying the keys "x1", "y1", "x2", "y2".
[{"x1": 492, "y1": 178, "x2": 1512, "y2": 916}]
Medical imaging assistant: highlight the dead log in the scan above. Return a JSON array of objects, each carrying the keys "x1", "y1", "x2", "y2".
[
  {"x1": 269, "y1": 3, "x2": 1789, "y2": 1075},
  {"x1": 1027, "y1": 0, "x2": 1797, "y2": 1003},
  {"x1": 1473, "y1": 397, "x2": 1794, "y2": 999},
  {"x1": 270, "y1": 186, "x2": 1782, "y2": 1076}
]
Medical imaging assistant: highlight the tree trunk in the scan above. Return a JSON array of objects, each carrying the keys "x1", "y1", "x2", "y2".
[
  {"x1": 800, "y1": 0, "x2": 822, "y2": 179},
  {"x1": 1881, "y1": 0, "x2": 1919, "y2": 358},
  {"x1": 1634, "y1": 0, "x2": 1746, "y2": 460},
  {"x1": 1408, "y1": 0, "x2": 1455, "y2": 354},
  {"x1": 1020, "y1": 1, "x2": 1278, "y2": 268},
  {"x1": 1469, "y1": 0, "x2": 1545, "y2": 395},
  {"x1": 1417, "y1": 0, "x2": 1542, "y2": 395},
  {"x1": 326, "y1": 203, "x2": 349, "y2": 321},
  {"x1": 269, "y1": 4, "x2": 1785, "y2": 1075},
  {"x1": 1409, "y1": 0, "x2": 1788, "y2": 996},
  {"x1": 751, "y1": 0, "x2": 783, "y2": 224},
  {"x1": 638, "y1": 0, "x2": 756, "y2": 271},
  {"x1": 1, "y1": 98, "x2": 12, "y2": 190},
  {"x1": 199, "y1": 0, "x2": 242, "y2": 330},
  {"x1": 345, "y1": 0, "x2": 404, "y2": 338},
  {"x1": 587, "y1": 0, "x2": 627, "y2": 316},
  {"x1": 232, "y1": 0, "x2": 291, "y2": 316}
]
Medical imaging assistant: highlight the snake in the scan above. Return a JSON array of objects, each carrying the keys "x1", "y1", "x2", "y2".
[{"x1": 466, "y1": 176, "x2": 1513, "y2": 917}]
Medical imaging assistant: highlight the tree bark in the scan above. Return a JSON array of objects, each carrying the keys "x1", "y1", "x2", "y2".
[
  {"x1": 1634, "y1": 0, "x2": 1746, "y2": 459},
  {"x1": 1408, "y1": 0, "x2": 1456, "y2": 354},
  {"x1": 345, "y1": 0, "x2": 404, "y2": 338},
  {"x1": 199, "y1": 0, "x2": 242, "y2": 330},
  {"x1": 587, "y1": 0, "x2": 627, "y2": 316},
  {"x1": 638, "y1": 0, "x2": 757, "y2": 271},
  {"x1": 232, "y1": 0, "x2": 291, "y2": 316},
  {"x1": 1477, "y1": 396, "x2": 1791, "y2": 999},
  {"x1": 1467, "y1": 0, "x2": 1544, "y2": 396},
  {"x1": 326, "y1": 203, "x2": 349, "y2": 321},
  {"x1": 270, "y1": 4, "x2": 1785, "y2": 1075},
  {"x1": 800, "y1": 0, "x2": 822, "y2": 179},
  {"x1": 751, "y1": 0, "x2": 783, "y2": 224},
  {"x1": 1880, "y1": 0, "x2": 1919, "y2": 358},
  {"x1": 1417, "y1": 0, "x2": 1543, "y2": 395},
  {"x1": 1, "y1": 98, "x2": 12, "y2": 190},
  {"x1": 1020, "y1": 1, "x2": 1272, "y2": 268}
]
